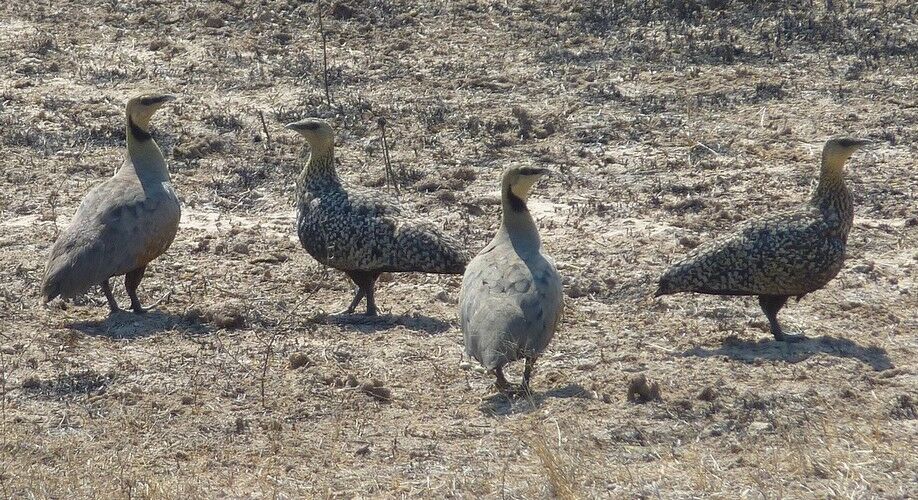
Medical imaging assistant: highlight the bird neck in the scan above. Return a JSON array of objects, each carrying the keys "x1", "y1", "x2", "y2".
[
  {"x1": 498, "y1": 186, "x2": 541, "y2": 251},
  {"x1": 298, "y1": 142, "x2": 337, "y2": 185},
  {"x1": 812, "y1": 154, "x2": 854, "y2": 238},
  {"x1": 124, "y1": 114, "x2": 169, "y2": 182}
]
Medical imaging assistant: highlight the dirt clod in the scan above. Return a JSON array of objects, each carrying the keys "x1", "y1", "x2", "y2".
[
  {"x1": 289, "y1": 353, "x2": 312, "y2": 369},
  {"x1": 206, "y1": 304, "x2": 246, "y2": 329},
  {"x1": 360, "y1": 379, "x2": 392, "y2": 402},
  {"x1": 627, "y1": 374, "x2": 662, "y2": 403},
  {"x1": 698, "y1": 386, "x2": 719, "y2": 401}
]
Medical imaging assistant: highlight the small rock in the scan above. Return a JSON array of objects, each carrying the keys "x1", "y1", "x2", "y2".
[
  {"x1": 748, "y1": 421, "x2": 771, "y2": 433},
  {"x1": 204, "y1": 15, "x2": 224, "y2": 28},
  {"x1": 331, "y1": 2, "x2": 355, "y2": 19},
  {"x1": 231, "y1": 242, "x2": 250, "y2": 255},
  {"x1": 289, "y1": 353, "x2": 312, "y2": 369}
]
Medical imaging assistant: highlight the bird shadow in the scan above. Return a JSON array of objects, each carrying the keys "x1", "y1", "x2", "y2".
[
  {"x1": 326, "y1": 313, "x2": 453, "y2": 335},
  {"x1": 479, "y1": 383, "x2": 593, "y2": 417},
  {"x1": 67, "y1": 310, "x2": 210, "y2": 339},
  {"x1": 683, "y1": 334, "x2": 894, "y2": 372}
]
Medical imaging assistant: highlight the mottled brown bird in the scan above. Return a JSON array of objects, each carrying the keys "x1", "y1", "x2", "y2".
[
  {"x1": 460, "y1": 166, "x2": 562, "y2": 394},
  {"x1": 656, "y1": 138, "x2": 870, "y2": 341},
  {"x1": 285, "y1": 118, "x2": 468, "y2": 316},
  {"x1": 41, "y1": 94, "x2": 180, "y2": 314}
]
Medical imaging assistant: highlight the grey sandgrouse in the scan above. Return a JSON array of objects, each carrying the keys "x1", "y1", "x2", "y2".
[
  {"x1": 285, "y1": 118, "x2": 468, "y2": 316},
  {"x1": 656, "y1": 138, "x2": 871, "y2": 341},
  {"x1": 460, "y1": 165, "x2": 563, "y2": 394},
  {"x1": 42, "y1": 94, "x2": 180, "y2": 314}
]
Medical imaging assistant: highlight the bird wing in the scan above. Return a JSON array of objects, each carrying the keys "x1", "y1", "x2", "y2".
[
  {"x1": 460, "y1": 244, "x2": 563, "y2": 369},
  {"x1": 42, "y1": 178, "x2": 180, "y2": 300},
  {"x1": 391, "y1": 219, "x2": 468, "y2": 274},
  {"x1": 301, "y1": 184, "x2": 466, "y2": 273},
  {"x1": 663, "y1": 208, "x2": 846, "y2": 296}
]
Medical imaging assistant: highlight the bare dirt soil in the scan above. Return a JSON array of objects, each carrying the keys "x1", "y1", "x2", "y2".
[{"x1": 1, "y1": 1, "x2": 916, "y2": 498}]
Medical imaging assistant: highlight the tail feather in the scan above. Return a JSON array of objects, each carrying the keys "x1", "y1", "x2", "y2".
[{"x1": 395, "y1": 222, "x2": 469, "y2": 275}]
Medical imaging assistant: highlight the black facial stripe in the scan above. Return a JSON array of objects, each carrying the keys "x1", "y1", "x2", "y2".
[
  {"x1": 506, "y1": 185, "x2": 527, "y2": 212},
  {"x1": 129, "y1": 116, "x2": 152, "y2": 141}
]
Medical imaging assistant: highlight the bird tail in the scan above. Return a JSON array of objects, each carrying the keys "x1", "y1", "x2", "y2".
[
  {"x1": 40, "y1": 272, "x2": 59, "y2": 304},
  {"x1": 396, "y1": 223, "x2": 469, "y2": 275}
]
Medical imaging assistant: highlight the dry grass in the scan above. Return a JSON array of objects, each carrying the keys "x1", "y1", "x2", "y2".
[{"x1": 1, "y1": 0, "x2": 917, "y2": 498}]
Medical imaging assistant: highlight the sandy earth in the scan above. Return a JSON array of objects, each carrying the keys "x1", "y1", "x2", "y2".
[{"x1": 1, "y1": 1, "x2": 916, "y2": 498}]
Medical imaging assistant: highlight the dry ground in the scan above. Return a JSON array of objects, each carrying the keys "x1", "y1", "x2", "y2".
[{"x1": 1, "y1": 0, "x2": 917, "y2": 498}]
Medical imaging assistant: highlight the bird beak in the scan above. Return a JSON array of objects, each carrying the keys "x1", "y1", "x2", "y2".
[
  {"x1": 534, "y1": 168, "x2": 552, "y2": 180},
  {"x1": 160, "y1": 94, "x2": 177, "y2": 103},
  {"x1": 285, "y1": 121, "x2": 302, "y2": 131}
]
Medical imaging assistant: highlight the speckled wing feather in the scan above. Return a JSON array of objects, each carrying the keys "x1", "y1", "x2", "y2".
[
  {"x1": 661, "y1": 206, "x2": 846, "y2": 297},
  {"x1": 42, "y1": 177, "x2": 180, "y2": 300},
  {"x1": 298, "y1": 180, "x2": 468, "y2": 274},
  {"x1": 460, "y1": 242, "x2": 563, "y2": 370}
]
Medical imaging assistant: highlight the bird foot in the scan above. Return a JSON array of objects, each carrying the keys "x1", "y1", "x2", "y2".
[
  {"x1": 335, "y1": 309, "x2": 378, "y2": 319},
  {"x1": 335, "y1": 307, "x2": 357, "y2": 316},
  {"x1": 329, "y1": 312, "x2": 384, "y2": 325},
  {"x1": 495, "y1": 382, "x2": 532, "y2": 399},
  {"x1": 774, "y1": 331, "x2": 806, "y2": 343}
]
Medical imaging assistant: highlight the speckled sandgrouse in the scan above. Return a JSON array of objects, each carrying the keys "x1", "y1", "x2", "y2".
[
  {"x1": 460, "y1": 165, "x2": 563, "y2": 394},
  {"x1": 42, "y1": 93, "x2": 180, "y2": 314},
  {"x1": 655, "y1": 138, "x2": 871, "y2": 341},
  {"x1": 285, "y1": 118, "x2": 468, "y2": 316}
]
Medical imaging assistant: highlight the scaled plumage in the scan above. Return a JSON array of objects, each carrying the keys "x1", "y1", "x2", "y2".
[
  {"x1": 656, "y1": 138, "x2": 870, "y2": 341},
  {"x1": 41, "y1": 94, "x2": 180, "y2": 314},
  {"x1": 286, "y1": 118, "x2": 468, "y2": 315},
  {"x1": 460, "y1": 166, "x2": 563, "y2": 393}
]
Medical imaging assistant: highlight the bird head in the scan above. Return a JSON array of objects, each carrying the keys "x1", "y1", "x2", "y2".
[
  {"x1": 822, "y1": 137, "x2": 871, "y2": 170},
  {"x1": 285, "y1": 118, "x2": 335, "y2": 151},
  {"x1": 126, "y1": 93, "x2": 175, "y2": 131},
  {"x1": 503, "y1": 165, "x2": 550, "y2": 204}
]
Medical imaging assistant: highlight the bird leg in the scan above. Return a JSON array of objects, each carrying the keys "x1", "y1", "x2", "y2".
[
  {"x1": 338, "y1": 286, "x2": 366, "y2": 315},
  {"x1": 340, "y1": 271, "x2": 381, "y2": 316},
  {"x1": 522, "y1": 357, "x2": 536, "y2": 393},
  {"x1": 100, "y1": 279, "x2": 120, "y2": 313},
  {"x1": 125, "y1": 266, "x2": 147, "y2": 314},
  {"x1": 364, "y1": 278, "x2": 378, "y2": 316},
  {"x1": 758, "y1": 295, "x2": 804, "y2": 342},
  {"x1": 493, "y1": 366, "x2": 532, "y2": 398},
  {"x1": 494, "y1": 367, "x2": 513, "y2": 394}
]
